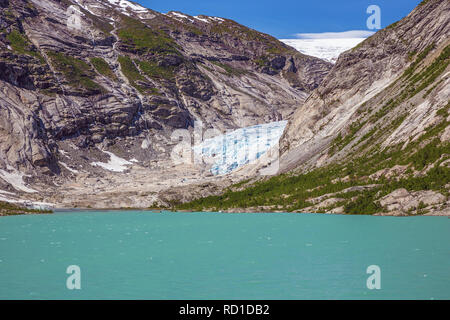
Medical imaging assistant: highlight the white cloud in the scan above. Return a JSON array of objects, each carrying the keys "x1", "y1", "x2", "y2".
[{"x1": 294, "y1": 30, "x2": 375, "y2": 39}]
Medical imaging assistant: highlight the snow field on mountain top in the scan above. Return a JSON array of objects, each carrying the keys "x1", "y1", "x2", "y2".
[{"x1": 280, "y1": 38, "x2": 366, "y2": 63}]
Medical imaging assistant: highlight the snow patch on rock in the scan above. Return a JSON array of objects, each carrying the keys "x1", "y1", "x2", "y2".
[
  {"x1": 194, "y1": 16, "x2": 210, "y2": 23},
  {"x1": 167, "y1": 11, "x2": 194, "y2": 23},
  {"x1": 91, "y1": 151, "x2": 133, "y2": 172},
  {"x1": 106, "y1": 0, "x2": 147, "y2": 13},
  {"x1": 59, "y1": 162, "x2": 80, "y2": 174},
  {"x1": 0, "y1": 167, "x2": 37, "y2": 193},
  {"x1": 141, "y1": 139, "x2": 150, "y2": 149},
  {"x1": 210, "y1": 17, "x2": 224, "y2": 22}
]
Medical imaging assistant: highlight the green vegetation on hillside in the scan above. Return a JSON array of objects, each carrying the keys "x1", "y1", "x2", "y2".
[
  {"x1": 177, "y1": 145, "x2": 449, "y2": 214},
  {"x1": 254, "y1": 56, "x2": 269, "y2": 67},
  {"x1": 407, "y1": 45, "x2": 450, "y2": 98},
  {"x1": 118, "y1": 16, "x2": 180, "y2": 55},
  {"x1": 118, "y1": 56, "x2": 158, "y2": 94},
  {"x1": 328, "y1": 44, "x2": 449, "y2": 155},
  {"x1": 6, "y1": 30, "x2": 44, "y2": 63},
  {"x1": 404, "y1": 43, "x2": 435, "y2": 78},
  {"x1": 116, "y1": 16, "x2": 183, "y2": 89},
  {"x1": 137, "y1": 60, "x2": 175, "y2": 81},
  {"x1": 90, "y1": 57, "x2": 117, "y2": 81},
  {"x1": 418, "y1": 0, "x2": 431, "y2": 6},
  {"x1": 164, "y1": 15, "x2": 204, "y2": 36},
  {"x1": 47, "y1": 51, "x2": 105, "y2": 93},
  {"x1": 329, "y1": 120, "x2": 368, "y2": 154}
]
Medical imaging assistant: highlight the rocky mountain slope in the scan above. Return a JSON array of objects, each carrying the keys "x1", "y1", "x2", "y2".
[
  {"x1": 280, "y1": 0, "x2": 449, "y2": 169},
  {"x1": 179, "y1": 0, "x2": 450, "y2": 216},
  {"x1": 0, "y1": 0, "x2": 331, "y2": 208}
]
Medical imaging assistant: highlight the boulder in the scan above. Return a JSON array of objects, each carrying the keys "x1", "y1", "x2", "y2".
[{"x1": 379, "y1": 188, "x2": 446, "y2": 213}]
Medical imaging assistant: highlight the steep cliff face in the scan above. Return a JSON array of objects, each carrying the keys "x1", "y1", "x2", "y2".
[
  {"x1": 280, "y1": 0, "x2": 449, "y2": 171},
  {"x1": 0, "y1": 0, "x2": 331, "y2": 206},
  {"x1": 177, "y1": 0, "x2": 450, "y2": 216}
]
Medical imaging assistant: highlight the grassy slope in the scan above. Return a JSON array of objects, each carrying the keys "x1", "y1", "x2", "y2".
[
  {"x1": 47, "y1": 51, "x2": 105, "y2": 93},
  {"x1": 6, "y1": 30, "x2": 45, "y2": 63},
  {"x1": 90, "y1": 57, "x2": 117, "y2": 81}
]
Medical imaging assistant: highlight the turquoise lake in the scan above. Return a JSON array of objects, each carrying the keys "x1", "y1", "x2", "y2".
[{"x1": 0, "y1": 211, "x2": 449, "y2": 300}]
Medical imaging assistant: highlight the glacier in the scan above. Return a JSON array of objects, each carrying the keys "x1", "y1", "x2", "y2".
[
  {"x1": 193, "y1": 121, "x2": 287, "y2": 175},
  {"x1": 279, "y1": 38, "x2": 366, "y2": 63}
]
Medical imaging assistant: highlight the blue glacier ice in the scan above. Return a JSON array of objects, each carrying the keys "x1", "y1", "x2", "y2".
[{"x1": 193, "y1": 121, "x2": 287, "y2": 175}]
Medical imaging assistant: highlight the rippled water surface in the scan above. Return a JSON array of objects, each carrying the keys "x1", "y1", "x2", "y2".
[{"x1": 0, "y1": 211, "x2": 449, "y2": 299}]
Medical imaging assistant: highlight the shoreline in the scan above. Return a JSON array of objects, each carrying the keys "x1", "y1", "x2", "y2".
[
  {"x1": 20, "y1": 207, "x2": 450, "y2": 217},
  {"x1": 1, "y1": 201, "x2": 449, "y2": 217},
  {"x1": 0, "y1": 201, "x2": 53, "y2": 217}
]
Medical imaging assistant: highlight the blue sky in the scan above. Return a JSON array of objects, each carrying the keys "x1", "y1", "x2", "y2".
[{"x1": 134, "y1": 0, "x2": 422, "y2": 38}]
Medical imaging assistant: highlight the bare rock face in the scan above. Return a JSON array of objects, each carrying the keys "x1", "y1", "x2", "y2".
[
  {"x1": 0, "y1": 0, "x2": 332, "y2": 206},
  {"x1": 369, "y1": 165, "x2": 409, "y2": 180},
  {"x1": 441, "y1": 125, "x2": 450, "y2": 142},
  {"x1": 379, "y1": 189, "x2": 445, "y2": 213}
]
